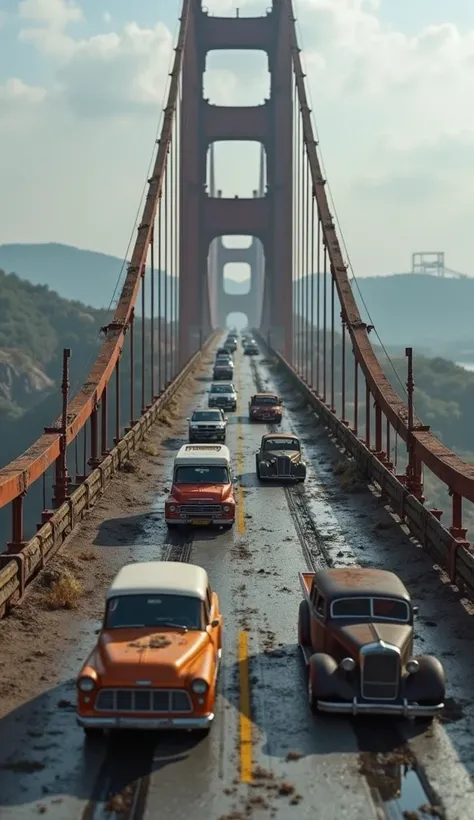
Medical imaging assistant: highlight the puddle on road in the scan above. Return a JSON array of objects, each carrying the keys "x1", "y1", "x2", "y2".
[{"x1": 359, "y1": 750, "x2": 445, "y2": 818}]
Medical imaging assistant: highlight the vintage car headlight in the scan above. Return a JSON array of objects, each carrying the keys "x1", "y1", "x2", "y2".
[
  {"x1": 223, "y1": 504, "x2": 231, "y2": 512},
  {"x1": 168, "y1": 504, "x2": 177, "y2": 512},
  {"x1": 406, "y1": 659, "x2": 420, "y2": 674},
  {"x1": 77, "y1": 676, "x2": 96, "y2": 692},
  {"x1": 191, "y1": 678, "x2": 209, "y2": 694},
  {"x1": 340, "y1": 657, "x2": 356, "y2": 672}
]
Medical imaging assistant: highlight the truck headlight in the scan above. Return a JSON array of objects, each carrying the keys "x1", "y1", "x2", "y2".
[
  {"x1": 340, "y1": 657, "x2": 355, "y2": 672},
  {"x1": 406, "y1": 659, "x2": 419, "y2": 674},
  {"x1": 223, "y1": 504, "x2": 231, "y2": 512},
  {"x1": 191, "y1": 678, "x2": 209, "y2": 694},
  {"x1": 168, "y1": 504, "x2": 177, "y2": 512},
  {"x1": 77, "y1": 676, "x2": 96, "y2": 692}
]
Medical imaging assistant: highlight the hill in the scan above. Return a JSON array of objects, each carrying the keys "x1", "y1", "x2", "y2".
[
  {"x1": 0, "y1": 243, "x2": 175, "y2": 312},
  {"x1": 0, "y1": 244, "x2": 473, "y2": 357}
]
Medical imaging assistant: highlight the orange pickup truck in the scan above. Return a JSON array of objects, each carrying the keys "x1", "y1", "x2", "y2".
[
  {"x1": 165, "y1": 444, "x2": 235, "y2": 529},
  {"x1": 298, "y1": 567, "x2": 445, "y2": 718}
]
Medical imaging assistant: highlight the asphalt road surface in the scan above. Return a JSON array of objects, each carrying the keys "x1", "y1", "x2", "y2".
[{"x1": 0, "y1": 344, "x2": 473, "y2": 819}]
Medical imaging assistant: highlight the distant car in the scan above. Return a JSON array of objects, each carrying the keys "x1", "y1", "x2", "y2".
[
  {"x1": 208, "y1": 382, "x2": 237, "y2": 411},
  {"x1": 298, "y1": 567, "x2": 445, "y2": 719},
  {"x1": 256, "y1": 433, "x2": 306, "y2": 481},
  {"x1": 76, "y1": 561, "x2": 222, "y2": 737},
  {"x1": 244, "y1": 341, "x2": 259, "y2": 355},
  {"x1": 215, "y1": 354, "x2": 233, "y2": 367},
  {"x1": 188, "y1": 409, "x2": 227, "y2": 443},
  {"x1": 224, "y1": 339, "x2": 237, "y2": 352},
  {"x1": 248, "y1": 393, "x2": 283, "y2": 423},
  {"x1": 216, "y1": 347, "x2": 232, "y2": 359},
  {"x1": 213, "y1": 362, "x2": 233, "y2": 380}
]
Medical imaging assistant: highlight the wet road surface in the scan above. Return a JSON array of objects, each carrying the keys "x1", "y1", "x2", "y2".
[{"x1": 0, "y1": 344, "x2": 473, "y2": 818}]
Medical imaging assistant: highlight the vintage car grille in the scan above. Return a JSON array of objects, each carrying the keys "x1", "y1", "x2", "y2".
[
  {"x1": 277, "y1": 456, "x2": 291, "y2": 475},
  {"x1": 361, "y1": 652, "x2": 399, "y2": 700},
  {"x1": 95, "y1": 688, "x2": 193, "y2": 713},
  {"x1": 179, "y1": 504, "x2": 221, "y2": 516}
]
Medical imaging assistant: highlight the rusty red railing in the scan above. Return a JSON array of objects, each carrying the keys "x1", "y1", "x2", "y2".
[
  {"x1": 0, "y1": 0, "x2": 193, "y2": 551},
  {"x1": 284, "y1": 0, "x2": 474, "y2": 589}
]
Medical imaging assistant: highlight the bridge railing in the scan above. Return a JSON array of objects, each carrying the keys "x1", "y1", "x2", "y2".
[
  {"x1": 280, "y1": 0, "x2": 474, "y2": 597},
  {"x1": 0, "y1": 2, "x2": 195, "y2": 578}
]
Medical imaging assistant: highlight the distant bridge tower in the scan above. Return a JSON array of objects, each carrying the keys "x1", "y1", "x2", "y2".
[
  {"x1": 412, "y1": 252, "x2": 445, "y2": 277},
  {"x1": 178, "y1": 0, "x2": 293, "y2": 365}
]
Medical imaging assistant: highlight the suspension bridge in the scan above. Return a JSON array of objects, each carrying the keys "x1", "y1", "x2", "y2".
[{"x1": 0, "y1": 3, "x2": 473, "y2": 818}]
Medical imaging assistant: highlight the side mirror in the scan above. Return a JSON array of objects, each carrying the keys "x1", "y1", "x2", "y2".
[
  {"x1": 94, "y1": 628, "x2": 101, "y2": 635},
  {"x1": 412, "y1": 605, "x2": 419, "y2": 616},
  {"x1": 224, "y1": 417, "x2": 228, "y2": 422},
  {"x1": 210, "y1": 619, "x2": 219, "y2": 628},
  {"x1": 186, "y1": 417, "x2": 190, "y2": 421}
]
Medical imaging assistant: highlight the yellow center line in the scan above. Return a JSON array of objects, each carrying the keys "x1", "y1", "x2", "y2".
[
  {"x1": 236, "y1": 355, "x2": 246, "y2": 535},
  {"x1": 238, "y1": 630, "x2": 253, "y2": 783}
]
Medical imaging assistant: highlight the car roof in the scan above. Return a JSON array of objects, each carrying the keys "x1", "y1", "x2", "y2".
[
  {"x1": 107, "y1": 561, "x2": 208, "y2": 600},
  {"x1": 262, "y1": 433, "x2": 297, "y2": 440},
  {"x1": 174, "y1": 443, "x2": 231, "y2": 464},
  {"x1": 313, "y1": 568, "x2": 410, "y2": 602}
]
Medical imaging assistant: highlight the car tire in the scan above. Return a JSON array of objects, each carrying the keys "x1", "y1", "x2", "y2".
[
  {"x1": 167, "y1": 522, "x2": 178, "y2": 529},
  {"x1": 255, "y1": 455, "x2": 262, "y2": 479},
  {"x1": 84, "y1": 727, "x2": 103, "y2": 740}
]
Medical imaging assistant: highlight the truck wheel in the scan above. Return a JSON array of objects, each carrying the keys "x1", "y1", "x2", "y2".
[
  {"x1": 84, "y1": 727, "x2": 103, "y2": 740},
  {"x1": 298, "y1": 599, "x2": 311, "y2": 646},
  {"x1": 167, "y1": 522, "x2": 178, "y2": 529},
  {"x1": 255, "y1": 455, "x2": 262, "y2": 479}
]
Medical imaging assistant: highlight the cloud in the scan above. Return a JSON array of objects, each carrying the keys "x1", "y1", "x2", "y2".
[
  {"x1": 3, "y1": 0, "x2": 474, "y2": 281},
  {"x1": 0, "y1": 77, "x2": 47, "y2": 113},
  {"x1": 55, "y1": 23, "x2": 173, "y2": 117}
]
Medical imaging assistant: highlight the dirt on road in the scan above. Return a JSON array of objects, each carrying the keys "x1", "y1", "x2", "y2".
[{"x1": 0, "y1": 355, "x2": 213, "y2": 719}]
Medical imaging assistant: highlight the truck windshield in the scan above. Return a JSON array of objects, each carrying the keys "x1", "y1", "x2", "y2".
[
  {"x1": 330, "y1": 597, "x2": 410, "y2": 622},
  {"x1": 192, "y1": 411, "x2": 222, "y2": 421},
  {"x1": 105, "y1": 594, "x2": 202, "y2": 630},
  {"x1": 211, "y1": 385, "x2": 233, "y2": 393},
  {"x1": 253, "y1": 396, "x2": 278, "y2": 405},
  {"x1": 175, "y1": 466, "x2": 229, "y2": 484},
  {"x1": 264, "y1": 438, "x2": 299, "y2": 451}
]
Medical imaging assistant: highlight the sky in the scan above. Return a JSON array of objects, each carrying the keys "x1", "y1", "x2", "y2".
[{"x1": 1, "y1": 0, "x2": 474, "y2": 286}]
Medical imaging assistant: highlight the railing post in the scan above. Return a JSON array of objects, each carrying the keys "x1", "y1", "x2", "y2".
[
  {"x1": 6, "y1": 494, "x2": 26, "y2": 553},
  {"x1": 89, "y1": 404, "x2": 99, "y2": 468},
  {"x1": 52, "y1": 348, "x2": 72, "y2": 508},
  {"x1": 404, "y1": 347, "x2": 424, "y2": 501},
  {"x1": 365, "y1": 381, "x2": 371, "y2": 448},
  {"x1": 101, "y1": 384, "x2": 108, "y2": 455}
]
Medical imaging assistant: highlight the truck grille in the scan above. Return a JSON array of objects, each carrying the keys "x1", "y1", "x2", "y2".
[
  {"x1": 179, "y1": 504, "x2": 221, "y2": 516},
  {"x1": 95, "y1": 688, "x2": 192, "y2": 713},
  {"x1": 277, "y1": 456, "x2": 291, "y2": 475},
  {"x1": 192, "y1": 425, "x2": 218, "y2": 430},
  {"x1": 361, "y1": 653, "x2": 399, "y2": 700}
]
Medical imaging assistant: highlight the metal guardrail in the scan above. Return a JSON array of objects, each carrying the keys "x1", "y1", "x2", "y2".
[
  {"x1": 0, "y1": 335, "x2": 216, "y2": 618},
  {"x1": 258, "y1": 335, "x2": 474, "y2": 601}
]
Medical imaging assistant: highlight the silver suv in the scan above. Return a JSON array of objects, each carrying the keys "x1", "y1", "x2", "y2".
[
  {"x1": 188, "y1": 409, "x2": 227, "y2": 443},
  {"x1": 208, "y1": 383, "x2": 237, "y2": 411}
]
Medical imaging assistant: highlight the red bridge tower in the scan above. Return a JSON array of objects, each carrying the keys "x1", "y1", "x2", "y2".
[{"x1": 179, "y1": 0, "x2": 293, "y2": 365}]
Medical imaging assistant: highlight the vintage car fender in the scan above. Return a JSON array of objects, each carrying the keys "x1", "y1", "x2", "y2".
[
  {"x1": 308, "y1": 652, "x2": 355, "y2": 705},
  {"x1": 403, "y1": 654, "x2": 446, "y2": 703}
]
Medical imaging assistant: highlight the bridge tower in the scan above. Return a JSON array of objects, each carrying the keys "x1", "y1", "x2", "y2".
[{"x1": 178, "y1": 0, "x2": 293, "y2": 365}]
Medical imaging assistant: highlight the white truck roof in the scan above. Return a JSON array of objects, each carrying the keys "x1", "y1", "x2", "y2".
[
  {"x1": 174, "y1": 444, "x2": 231, "y2": 466},
  {"x1": 106, "y1": 561, "x2": 208, "y2": 600}
]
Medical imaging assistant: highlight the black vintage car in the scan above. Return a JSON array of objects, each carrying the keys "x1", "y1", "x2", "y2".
[
  {"x1": 255, "y1": 433, "x2": 306, "y2": 481},
  {"x1": 298, "y1": 567, "x2": 445, "y2": 719}
]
